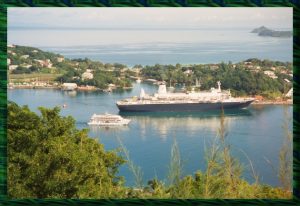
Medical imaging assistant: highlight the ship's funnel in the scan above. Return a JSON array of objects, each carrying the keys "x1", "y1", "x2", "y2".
[
  {"x1": 158, "y1": 84, "x2": 167, "y2": 94},
  {"x1": 140, "y1": 88, "x2": 145, "y2": 99},
  {"x1": 217, "y1": 81, "x2": 221, "y2": 92}
]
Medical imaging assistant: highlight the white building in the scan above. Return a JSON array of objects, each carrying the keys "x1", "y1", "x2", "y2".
[
  {"x1": 264, "y1": 70, "x2": 278, "y2": 79},
  {"x1": 21, "y1": 64, "x2": 32, "y2": 69},
  {"x1": 82, "y1": 71, "x2": 94, "y2": 80},
  {"x1": 7, "y1": 58, "x2": 11, "y2": 65},
  {"x1": 9, "y1": 65, "x2": 18, "y2": 71},
  {"x1": 62, "y1": 83, "x2": 77, "y2": 91},
  {"x1": 34, "y1": 59, "x2": 53, "y2": 68},
  {"x1": 285, "y1": 88, "x2": 293, "y2": 98},
  {"x1": 20, "y1": 55, "x2": 29, "y2": 59},
  {"x1": 183, "y1": 69, "x2": 193, "y2": 75},
  {"x1": 57, "y1": 57, "x2": 64, "y2": 62}
]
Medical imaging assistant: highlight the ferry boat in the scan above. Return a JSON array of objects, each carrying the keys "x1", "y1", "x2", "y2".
[
  {"x1": 116, "y1": 81, "x2": 255, "y2": 112},
  {"x1": 88, "y1": 113, "x2": 131, "y2": 126}
]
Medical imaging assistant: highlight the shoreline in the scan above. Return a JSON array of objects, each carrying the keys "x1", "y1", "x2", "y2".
[{"x1": 8, "y1": 87, "x2": 293, "y2": 105}]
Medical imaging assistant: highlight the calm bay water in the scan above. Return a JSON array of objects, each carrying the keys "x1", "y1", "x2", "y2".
[
  {"x1": 8, "y1": 28, "x2": 292, "y2": 66},
  {"x1": 8, "y1": 83, "x2": 293, "y2": 187}
]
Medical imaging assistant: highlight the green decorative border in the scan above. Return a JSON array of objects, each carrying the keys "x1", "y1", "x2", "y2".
[{"x1": 0, "y1": 1, "x2": 299, "y2": 205}]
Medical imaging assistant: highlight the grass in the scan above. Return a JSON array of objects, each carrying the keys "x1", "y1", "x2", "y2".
[{"x1": 8, "y1": 73, "x2": 62, "y2": 82}]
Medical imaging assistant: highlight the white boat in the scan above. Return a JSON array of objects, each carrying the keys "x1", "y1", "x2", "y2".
[{"x1": 88, "y1": 113, "x2": 131, "y2": 126}]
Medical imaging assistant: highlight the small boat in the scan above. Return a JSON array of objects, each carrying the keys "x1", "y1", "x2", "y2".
[{"x1": 88, "y1": 113, "x2": 131, "y2": 126}]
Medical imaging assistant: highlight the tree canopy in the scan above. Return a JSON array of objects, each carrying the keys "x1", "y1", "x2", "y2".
[{"x1": 8, "y1": 102, "x2": 126, "y2": 198}]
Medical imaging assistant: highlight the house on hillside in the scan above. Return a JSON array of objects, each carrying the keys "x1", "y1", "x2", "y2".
[
  {"x1": 57, "y1": 57, "x2": 64, "y2": 62},
  {"x1": 21, "y1": 55, "x2": 29, "y2": 59},
  {"x1": 285, "y1": 88, "x2": 293, "y2": 98},
  {"x1": 264, "y1": 70, "x2": 278, "y2": 79},
  {"x1": 9, "y1": 65, "x2": 18, "y2": 71},
  {"x1": 34, "y1": 59, "x2": 53, "y2": 68},
  {"x1": 82, "y1": 70, "x2": 94, "y2": 80},
  {"x1": 183, "y1": 69, "x2": 193, "y2": 75}
]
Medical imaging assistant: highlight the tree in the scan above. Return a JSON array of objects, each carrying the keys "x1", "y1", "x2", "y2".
[{"x1": 8, "y1": 102, "x2": 125, "y2": 198}]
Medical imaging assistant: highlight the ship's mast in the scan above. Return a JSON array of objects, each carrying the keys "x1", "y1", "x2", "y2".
[{"x1": 217, "y1": 81, "x2": 221, "y2": 92}]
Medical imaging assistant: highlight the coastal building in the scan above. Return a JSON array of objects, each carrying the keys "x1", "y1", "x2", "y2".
[
  {"x1": 244, "y1": 61, "x2": 252, "y2": 65},
  {"x1": 264, "y1": 70, "x2": 278, "y2": 79},
  {"x1": 34, "y1": 59, "x2": 53, "y2": 68},
  {"x1": 132, "y1": 67, "x2": 141, "y2": 74},
  {"x1": 8, "y1": 50, "x2": 16, "y2": 56},
  {"x1": 82, "y1": 71, "x2": 94, "y2": 80},
  {"x1": 62, "y1": 83, "x2": 77, "y2": 91},
  {"x1": 9, "y1": 65, "x2": 18, "y2": 71},
  {"x1": 183, "y1": 69, "x2": 193, "y2": 75},
  {"x1": 284, "y1": 78, "x2": 291, "y2": 83},
  {"x1": 57, "y1": 57, "x2": 64, "y2": 62},
  {"x1": 21, "y1": 55, "x2": 29, "y2": 59},
  {"x1": 210, "y1": 65, "x2": 219, "y2": 70},
  {"x1": 32, "y1": 50, "x2": 38, "y2": 53},
  {"x1": 7, "y1": 44, "x2": 15, "y2": 48},
  {"x1": 285, "y1": 88, "x2": 293, "y2": 98},
  {"x1": 19, "y1": 64, "x2": 32, "y2": 69}
]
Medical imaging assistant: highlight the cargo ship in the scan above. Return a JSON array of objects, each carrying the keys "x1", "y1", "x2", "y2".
[{"x1": 116, "y1": 81, "x2": 254, "y2": 112}]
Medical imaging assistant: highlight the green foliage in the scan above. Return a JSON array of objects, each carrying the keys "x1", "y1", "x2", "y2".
[
  {"x1": 118, "y1": 138, "x2": 144, "y2": 189},
  {"x1": 8, "y1": 102, "x2": 125, "y2": 198},
  {"x1": 167, "y1": 139, "x2": 182, "y2": 186},
  {"x1": 279, "y1": 107, "x2": 293, "y2": 191},
  {"x1": 141, "y1": 60, "x2": 292, "y2": 99},
  {"x1": 11, "y1": 66, "x2": 31, "y2": 74}
]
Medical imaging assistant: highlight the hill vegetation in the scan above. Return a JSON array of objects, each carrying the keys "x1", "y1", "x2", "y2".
[
  {"x1": 7, "y1": 45, "x2": 133, "y2": 89},
  {"x1": 141, "y1": 59, "x2": 292, "y2": 99},
  {"x1": 7, "y1": 45, "x2": 292, "y2": 98}
]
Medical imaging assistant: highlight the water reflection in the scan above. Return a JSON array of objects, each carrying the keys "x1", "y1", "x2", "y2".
[
  {"x1": 88, "y1": 125, "x2": 130, "y2": 132},
  {"x1": 120, "y1": 109, "x2": 252, "y2": 140},
  {"x1": 62, "y1": 90, "x2": 77, "y2": 97}
]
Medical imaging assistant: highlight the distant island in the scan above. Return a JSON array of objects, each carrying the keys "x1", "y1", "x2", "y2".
[{"x1": 251, "y1": 26, "x2": 292, "y2": 38}]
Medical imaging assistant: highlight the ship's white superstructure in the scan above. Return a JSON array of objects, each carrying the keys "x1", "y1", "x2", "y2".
[
  {"x1": 116, "y1": 81, "x2": 254, "y2": 112},
  {"x1": 88, "y1": 113, "x2": 131, "y2": 126},
  {"x1": 118, "y1": 81, "x2": 254, "y2": 105}
]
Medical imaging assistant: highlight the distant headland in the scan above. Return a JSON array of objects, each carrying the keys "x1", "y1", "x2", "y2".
[{"x1": 251, "y1": 26, "x2": 292, "y2": 38}]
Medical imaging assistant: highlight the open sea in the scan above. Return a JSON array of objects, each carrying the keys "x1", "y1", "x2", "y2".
[
  {"x1": 8, "y1": 83, "x2": 293, "y2": 187},
  {"x1": 8, "y1": 28, "x2": 292, "y2": 66}
]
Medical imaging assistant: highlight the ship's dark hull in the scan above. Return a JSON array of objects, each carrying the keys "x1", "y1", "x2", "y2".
[{"x1": 117, "y1": 100, "x2": 254, "y2": 112}]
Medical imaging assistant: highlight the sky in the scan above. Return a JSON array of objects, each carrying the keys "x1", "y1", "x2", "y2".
[{"x1": 8, "y1": 7, "x2": 293, "y2": 30}]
